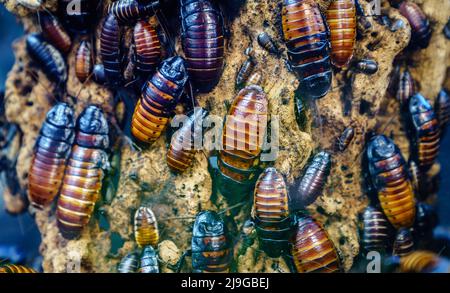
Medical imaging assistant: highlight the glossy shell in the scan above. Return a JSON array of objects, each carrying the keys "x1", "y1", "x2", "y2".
[
  {"x1": 133, "y1": 20, "x2": 161, "y2": 74},
  {"x1": 0, "y1": 265, "x2": 37, "y2": 273},
  {"x1": 118, "y1": 252, "x2": 139, "y2": 273},
  {"x1": 392, "y1": 228, "x2": 414, "y2": 257},
  {"x1": 355, "y1": 59, "x2": 378, "y2": 75},
  {"x1": 399, "y1": 2, "x2": 432, "y2": 49},
  {"x1": 75, "y1": 40, "x2": 93, "y2": 83},
  {"x1": 360, "y1": 206, "x2": 391, "y2": 253},
  {"x1": 39, "y1": 11, "x2": 72, "y2": 53},
  {"x1": 335, "y1": 126, "x2": 355, "y2": 152},
  {"x1": 107, "y1": 0, "x2": 159, "y2": 24},
  {"x1": 257, "y1": 32, "x2": 279, "y2": 55},
  {"x1": 396, "y1": 68, "x2": 415, "y2": 105},
  {"x1": 100, "y1": 13, "x2": 122, "y2": 87},
  {"x1": 134, "y1": 206, "x2": 160, "y2": 248},
  {"x1": 139, "y1": 246, "x2": 159, "y2": 273}
]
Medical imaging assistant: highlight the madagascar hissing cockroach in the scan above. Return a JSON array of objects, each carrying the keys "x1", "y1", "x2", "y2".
[
  {"x1": 93, "y1": 64, "x2": 106, "y2": 85},
  {"x1": 56, "y1": 105, "x2": 110, "y2": 240},
  {"x1": 28, "y1": 103, "x2": 75, "y2": 209},
  {"x1": 100, "y1": 13, "x2": 122, "y2": 88},
  {"x1": 134, "y1": 206, "x2": 160, "y2": 248},
  {"x1": 236, "y1": 47, "x2": 256, "y2": 87},
  {"x1": 326, "y1": 0, "x2": 357, "y2": 68},
  {"x1": 405, "y1": 93, "x2": 440, "y2": 171},
  {"x1": 252, "y1": 167, "x2": 291, "y2": 258},
  {"x1": 75, "y1": 40, "x2": 93, "y2": 83},
  {"x1": 139, "y1": 246, "x2": 159, "y2": 273},
  {"x1": 335, "y1": 126, "x2": 355, "y2": 152},
  {"x1": 291, "y1": 214, "x2": 341, "y2": 273},
  {"x1": 133, "y1": 20, "x2": 162, "y2": 75},
  {"x1": 396, "y1": 67, "x2": 415, "y2": 106},
  {"x1": 413, "y1": 202, "x2": 438, "y2": 243},
  {"x1": 108, "y1": 0, "x2": 159, "y2": 24},
  {"x1": 355, "y1": 59, "x2": 378, "y2": 75},
  {"x1": 180, "y1": 0, "x2": 225, "y2": 92},
  {"x1": 392, "y1": 250, "x2": 444, "y2": 273},
  {"x1": 392, "y1": 228, "x2": 414, "y2": 257},
  {"x1": 26, "y1": 34, "x2": 67, "y2": 87},
  {"x1": 408, "y1": 159, "x2": 422, "y2": 196},
  {"x1": 58, "y1": 0, "x2": 100, "y2": 34},
  {"x1": 0, "y1": 265, "x2": 37, "y2": 273},
  {"x1": 257, "y1": 32, "x2": 279, "y2": 55},
  {"x1": 281, "y1": 0, "x2": 332, "y2": 99},
  {"x1": 292, "y1": 151, "x2": 331, "y2": 209},
  {"x1": 398, "y1": 1, "x2": 432, "y2": 49},
  {"x1": 118, "y1": 252, "x2": 139, "y2": 273},
  {"x1": 360, "y1": 206, "x2": 392, "y2": 253},
  {"x1": 364, "y1": 135, "x2": 416, "y2": 229},
  {"x1": 177, "y1": 211, "x2": 232, "y2": 273},
  {"x1": 167, "y1": 108, "x2": 208, "y2": 173},
  {"x1": 39, "y1": 11, "x2": 72, "y2": 54},
  {"x1": 435, "y1": 89, "x2": 450, "y2": 132},
  {"x1": 131, "y1": 56, "x2": 188, "y2": 144}
]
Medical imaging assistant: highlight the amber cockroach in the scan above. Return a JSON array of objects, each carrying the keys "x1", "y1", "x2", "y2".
[
  {"x1": 392, "y1": 228, "x2": 414, "y2": 257},
  {"x1": 39, "y1": 11, "x2": 72, "y2": 54},
  {"x1": 236, "y1": 48, "x2": 256, "y2": 87},
  {"x1": 133, "y1": 20, "x2": 162, "y2": 75},
  {"x1": 100, "y1": 13, "x2": 122, "y2": 88},
  {"x1": 291, "y1": 214, "x2": 341, "y2": 273},
  {"x1": 364, "y1": 135, "x2": 416, "y2": 229},
  {"x1": 131, "y1": 56, "x2": 188, "y2": 144},
  {"x1": 336, "y1": 126, "x2": 355, "y2": 152},
  {"x1": 134, "y1": 206, "x2": 160, "y2": 248},
  {"x1": 167, "y1": 108, "x2": 208, "y2": 173},
  {"x1": 398, "y1": 1, "x2": 432, "y2": 49},
  {"x1": 180, "y1": 0, "x2": 225, "y2": 92},
  {"x1": 75, "y1": 40, "x2": 93, "y2": 83},
  {"x1": 435, "y1": 89, "x2": 450, "y2": 131},
  {"x1": 394, "y1": 251, "x2": 443, "y2": 273},
  {"x1": 56, "y1": 105, "x2": 110, "y2": 240},
  {"x1": 396, "y1": 67, "x2": 415, "y2": 106},
  {"x1": 118, "y1": 252, "x2": 139, "y2": 273},
  {"x1": 281, "y1": 0, "x2": 332, "y2": 99},
  {"x1": 355, "y1": 59, "x2": 378, "y2": 75},
  {"x1": 108, "y1": 0, "x2": 160, "y2": 24},
  {"x1": 28, "y1": 103, "x2": 75, "y2": 209},
  {"x1": 0, "y1": 265, "x2": 37, "y2": 273},
  {"x1": 360, "y1": 206, "x2": 392, "y2": 253},
  {"x1": 139, "y1": 246, "x2": 159, "y2": 273},
  {"x1": 257, "y1": 32, "x2": 279, "y2": 55}
]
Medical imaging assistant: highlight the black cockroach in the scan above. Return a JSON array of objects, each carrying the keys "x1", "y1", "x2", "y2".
[
  {"x1": 396, "y1": 67, "x2": 415, "y2": 106},
  {"x1": 177, "y1": 211, "x2": 232, "y2": 273},
  {"x1": 398, "y1": 1, "x2": 432, "y2": 49},
  {"x1": 100, "y1": 13, "x2": 122, "y2": 88},
  {"x1": 236, "y1": 47, "x2": 256, "y2": 87},
  {"x1": 118, "y1": 252, "x2": 139, "y2": 273},
  {"x1": 0, "y1": 265, "x2": 37, "y2": 273},
  {"x1": 26, "y1": 34, "x2": 67, "y2": 87},
  {"x1": 360, "y1": 206, "x2": 392, "y2": 253},
  {"x1": 56, "y1": 105, "x2": 110, "y2": 240},
  {"x1": 392, "y1": 228, "x2": 414, "y2": 257},
  {"x1": 58, "y1": 0, "x2": 100, "y2": 34},
  {"x1": 134, "y1": 206, "x2": 160, "y2": 248},
  {"x1": 257, "y1": 32, "x2": 279, "y2": 55},
  {"x1": 108, "y1": 0, "x2": 159, "y2": 24},
  {"x1": 93, "y1": 64, "x2": 106, "y2": 85},
  {"x1": 281, "y1": 0, "x2": 332, "y2": 99},
  {"x1": 435, "y1": 89, "x2": 450, "y2": 132},
  {"x1": 75, "y1": 40, "x2": 93, "y2": 83},
  {"x1": 133, "y1": 20, "x2": 162, "y2": 75},
  {"x1": 413, "y1": 202, "x2": 438, "y2": 243},
  {"x1": 139, "y1": 246, "x2": 159, "y2": 273},
  {"x1": 335, "y1": 126, "x2": 355, "y2": 152},
  {"x1": 180, "y1": 0, "x2": 225, "y2": 92},
  {"x1": 28, "y1": 103, "x2": 75, "y2": 209},
  {"x1": 39, "y1": 11, "x2": 72, "y2": 54},
  {"x1": 355, "y1": 59, "x2": 378, "y2": 75}
]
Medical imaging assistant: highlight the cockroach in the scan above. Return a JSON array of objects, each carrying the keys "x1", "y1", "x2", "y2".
[
  {"x1": 355, "y1": 59, "x2": 378, "y2": 75},
  {"x1": 435, "y1": 89, "x2": 450, "y2": 131},
  {"x1": 392, "y1": 228, "x2": 414, "y2": 257},
  {"x1": 118, "y1": 252, "x2": 139, "y2": 273},
  {"x1": 26, "y1": 34, "x2": 67, "y2": 87},
  {"x1": 93, "y1": 64, "x2": 107, "y2": 85},
  {"x1": 139, "y1": 246, "x2": 159, "y2": 273},
  {"x1": 405, "y1": 93, "x2": 440, "y2": 171},
  {"x1": 236, "y1": 48, "x2": 256, "y2": 87},
  {"x1": 291, "y1": 214, "x2": 341, "y2": 273},
  {"x1": 133, "y1": 20, "x2": 162, "y2": 75},
  {"x1": 293, "y1": 151, "x2": 331, "y2": 209},
  {"x1": 39, "y1": 11, "x2": 72, "y2": 54},
  {"x1": 211, "y1": 85, "x2": 268, "y2": 203},
  {"x1": 134, "y1": 206, "x2": 160, "y2": 248},
  {"x1": 131, "y1": 56, "x2": 188, "y2": 144},
  {"x1": 394, "y1": 251, "x2": 442, "y2": 273},
  {"x1": 28, "y1": 103, "x2": 75, "y2": 209},
  {"x1": 58, "y1": 0, "x2": 100, "y2": 34},
  {"x1": 108, "y1": 0, "x2": 159, "y2": 24},
  {"x1": 360, "y1": 206, "x2": 392, "y2": 253},
  {"x1": 413, "y1": 202, "x2": 438, "y2": 242},
  {"x1": 100, "y1": 13, "x2": 122, "y2": 88},
  {"x1": 398, "y1": 1, "x2": 432, "y2": 49},
  {"x1": 177, "y1": 211, "x2": 232, "y2": 273},
  {"x1": 251, "y1": 167, "x2": 291, "y2": 258},
  {"x1": 180, "y1": 0, "x2": 225, "y2": 92},
  {"x1": 281, "y1": 0, "x2": 332, "y2": 99},
  {"x1": 364, "y1": 135, "x2": 416, "y2": 229},
  {"x1": 167, "y1": 108, "x2": 208, "y2": 173},
  {"x1": 396, "y1": 67, "x2": 415, "y2": 106},
  {"x1": 257, "y1": 32, "x2": 279, "y2": 55},
  {"x1": 75, "y1": 40, "x2": 93, "y2": 83},
  {"x1": 408, "y1": 159, "x2": 422, "y2": 195},
  {"x1": 336, "y1": 126, "x2": 355, "y2": 152},
  {"x1": 0, "y1": 265, "x2": 37, "y2": 273},
  {"x1": 56, "y1": 105, "x2": 110, "y2": 240},
  {"x1": 326, "y1": 0, "x2": 357, "y2": 68}
]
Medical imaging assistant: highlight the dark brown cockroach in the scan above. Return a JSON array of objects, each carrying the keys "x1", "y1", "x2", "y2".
[
  {"x1": 134, "y1": 206, "x2": 160, "y2": 248},
  {"x1": 282, "y1": 0, "x2": 332, "y2": 99},
  {"x1": 360, "y1": 206, "x2": 392, "y2": 253},
  {"x1": 398, "y1": 1, "x2": 432, "y2": 49},
  {"x1": 39, "y1": 11, "x2": 72, "y2": 53},
  {"x1": 93, "y1": 64, "x2": 106, "y2": 85},
  {"x1": 108, "y1": 0, "x2": 159, "y2": 24},
  {"x1": 26, "y1": 34, "x2": 67, "y2": 87},
  {"x1": 236, "y1": 48, "x2": 256, "y2": 87},
  {"x1": 118, "y1": 252, "x2": 139, "y2": 273},
  {"x1": 167, "y1": 108, "x2": 208, "y2": 173},
  {"x1": 252, "y1": 167, "x2": 291, "y2": 258},
  {"x1": 396, "y1": 67, "x2": 415, "y2": 106},
  {"x1": 435, "y1": 89, "x2": 450, "y2": 131},
  {"x1": 139, "y1": 246, "x2": 159, "y2": 273},
  {"x1": 180, "y1": 0, "x2": 225, "y2": 92},
  {"x1": 257, "y1": 32, "x2": 279, "y2": 55},
  {"x1": 408, "y1": 159, "x2": 422, "y2": 195},
  {"x1": 392, "y1": 228, "x2": 414, "y2": 257},
  {"x1": 335, "y1": 126, "x2": 355, "y2": 152},
  {"x1": 293, "y1": 151, "x2": 331, "y2": 209},
  {"x1": 326, "y1": 0, "x2": 357, "y2": 68},
  {"x1": 131, "y1": 56, "x2": 188, "y2": 144},
  {"x1": 405, "y1": 93, "x2": 440, "y2": 171},
  {"x1": 0, "y1": 265, "x2": 37, "y2": 273},
  {"x1": 75, "y1": 40, "x2": 93, "y2": 83},
  {"x1": 291, "y1": 214, "x2": 341, "y2": 273},
  {"x1": 56, "y1": 105, "x2": 110, "y2": 240},
  {"x1": 355, "y1": 59, "x2": 378, "y2": 75},
  {"x1": 133, "y1": 20, "x2": 162, "y2": 75},
  {"x1": 28, "y1": 103, "x2": 75, "y2": 209},
  {"x1": 413, "y1": 202, "x2": 438, "y2": 243},
  {"x1": 100, "y1": 13, "x2": 122, "y2": 88},
  {"x1": 364, "y1": 135, "x2": 416, "y2": 229}
]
